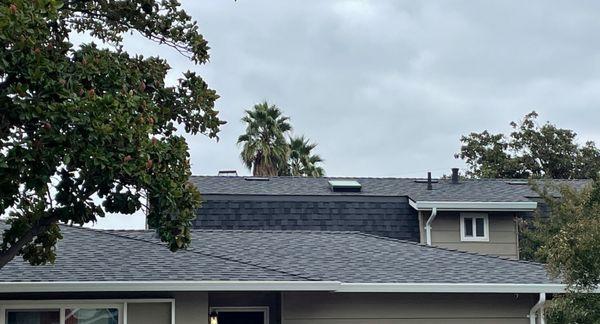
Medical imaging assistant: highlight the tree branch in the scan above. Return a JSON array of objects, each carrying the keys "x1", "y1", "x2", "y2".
[{"x1": 0, "y1": 216, "x2": 58, "y2": 268}]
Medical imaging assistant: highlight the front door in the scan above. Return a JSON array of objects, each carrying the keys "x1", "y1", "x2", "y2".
[{"x1": 211, "y1": 307, "x2": 268, "y2": 324}]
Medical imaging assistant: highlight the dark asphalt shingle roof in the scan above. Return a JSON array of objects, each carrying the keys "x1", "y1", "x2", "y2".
[
  {"x1": 191, "y1": 176, "x2": 590, "y2": 202},
  {"x1": 0, "y1": 224, "x2": 303, "y2": 282},
  {"x1": 0, "y1": 223, "x2": 555, "y2": 285}
]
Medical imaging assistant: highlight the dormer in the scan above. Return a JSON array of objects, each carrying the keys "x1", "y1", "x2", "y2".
[{"x1": 411, "y1": 200, "x2": 537, "y2": 259}]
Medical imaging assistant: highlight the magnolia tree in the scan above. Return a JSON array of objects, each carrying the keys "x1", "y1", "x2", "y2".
[{"x1": 0, "y1": 0, "x2": 224, "y2": 268}]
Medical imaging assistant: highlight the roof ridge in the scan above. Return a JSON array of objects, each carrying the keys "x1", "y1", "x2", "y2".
[
  {"x1": 191, "y1": 228, "x2": 364, "y2": 235},
  {"x1": 352, "y1": 231, "x2": 548, "y2": 267},
  {"x1": 191, "y1": 175, "x2": 437, "y2": 180},
  {"x1": 191, "y1": 175, "x2": 591, "y2": 181},
  {"x1": 66, "y1": 225, "x2": 317, "y2": 281},
  {"x1": 102, "y1": 228, "x2": 364, "y2": 235}
]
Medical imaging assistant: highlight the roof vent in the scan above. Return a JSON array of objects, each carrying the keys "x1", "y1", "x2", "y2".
[
  {"x1": 451, "y1": 168, "x2": 460, "y2": 184},
  {"x1": 218, "y1": 170, "x2": 238, "y2": 176},
  {"x1": 426, "y1": 172, "x2": 433, "y2": 190},
  {"x1": 414, "y1": 179, "x2": 439, "y2": 184},
  {"x1": 329, "y1": 180, "x2": 362, "y2": 192},
  {"x1": 244, "y1": 177, "x2": 270, "y2": 181},
  {"x1": 507, "y1": 180, "x2": 529, "y2": 185}
]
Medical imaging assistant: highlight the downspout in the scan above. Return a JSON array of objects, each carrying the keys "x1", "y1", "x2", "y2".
[
  {"x1": 425, "y1": 207, "x2": 437, "y2": 246},
  {"x1": 529, "y1": 293, "x2": 546, "y2": 324}
]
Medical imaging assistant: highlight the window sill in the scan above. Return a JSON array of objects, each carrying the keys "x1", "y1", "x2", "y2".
[{"x1": 460, "y1": 238, "x2": 490, "y2": 242}]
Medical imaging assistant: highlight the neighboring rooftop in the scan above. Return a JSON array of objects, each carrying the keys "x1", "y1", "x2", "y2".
[
  {"x1": 190, "y1": 176, "x2": 591, "y2": 202},
  {"x1": 0, "y1": 222, "x2": 555, "y2": 285}
]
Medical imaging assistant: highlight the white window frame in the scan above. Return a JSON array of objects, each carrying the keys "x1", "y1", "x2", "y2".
[
  {"x1": 0, "y1": 299, "x2": 175, "y2": 324},
  {"x1": 460, "y1": 213, "x2": 489, "y2": 242},
  {"x1": 209, "y1": 306, "x2": 269, "y2": 324}
]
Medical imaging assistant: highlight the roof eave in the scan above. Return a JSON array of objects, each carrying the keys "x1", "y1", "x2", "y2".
[
  {"x1": 338, "y1": 282, "x2": 568, "y2": 294},
  {"x1": 409, "y1": 200, "x2": 538, "y2": 212},
  {"x1": 0, "y1": 281, "x2": 340, "y2": 293},
  {"x1": 0, "y1": 281, "x2": 573, "y2": 294}
]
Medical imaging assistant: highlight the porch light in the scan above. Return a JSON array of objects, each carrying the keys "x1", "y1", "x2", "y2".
[{"x1": 209, "y1": 310, "x2": 218, "y2": 324}]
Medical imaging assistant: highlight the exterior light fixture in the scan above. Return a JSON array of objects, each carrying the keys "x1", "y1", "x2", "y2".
[{"x1": 209, "y1": 310, "x2": 218, "y2": 324}]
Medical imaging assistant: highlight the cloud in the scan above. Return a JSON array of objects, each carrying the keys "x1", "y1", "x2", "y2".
[{"x1": 88, "y1": 0, "x2": 600, "y2": 228}]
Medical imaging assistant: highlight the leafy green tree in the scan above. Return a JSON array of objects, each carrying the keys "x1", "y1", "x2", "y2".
[
  {"x1": 238, "y1": 101, "x2": 291, "y2": 176},
  {"x1": 576, "y1": 141, "x2": 600, "y2": 179},
  {"x1": 286, "y1": 136, "x2": 324, "y2": 177},
  {"x1": 459, "y1": 111, "x2": 600, "y2": 321},
  {"x1": 0, "y1": 0, "x2": 224, "y2": 268},
  {"x1": 456, "y1": 111, "x2": 600, "y2": 179},
  {"x1": 524, "y1": 181, "x2": 600, "y2": 323},
  {"x1": 519, "y1": 183, "x2": 592, "y2": 262}
]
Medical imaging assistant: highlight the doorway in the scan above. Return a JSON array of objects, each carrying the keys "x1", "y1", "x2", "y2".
[{"x1": 210, "y1": 307, "x2": 268, "y2": 324}]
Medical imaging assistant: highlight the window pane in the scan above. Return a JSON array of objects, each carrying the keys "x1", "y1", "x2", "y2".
[
  {"x1": 475, "y1": 218, "x2": 485, "y2": 237},
  {"x1": 65, "y1": 308, "x2": 119, "y2": 324},
  {"x1": 464, "y1": 218, "x2": 473, "y2": 236},
  {"x1": 7, "y1": 310, "x2": 60, "y2": 324}
]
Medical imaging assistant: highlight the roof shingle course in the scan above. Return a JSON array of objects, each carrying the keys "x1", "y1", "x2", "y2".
[
  {"x1": 0, "y1": 224, "x2": 304, "y2": 282},
  {"x1": 191, "y1": 176, "x2": 590, "y2": 202},
  {"x1": 91, "y1": 227, "x2": 555, "y2": 285},
  {"x1": 0, "y1": 222, "x2": 556, "y2": 285}
]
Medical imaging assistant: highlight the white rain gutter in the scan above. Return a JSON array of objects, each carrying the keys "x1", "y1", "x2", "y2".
[
  {"x1": 425, "y1": 207, "x2": 438, "y2": 246},
  {"x1": 0, "y1": 281, "x2": 341, "y2": 293},
  {"x1": 410, "y1": 201, "x2": 538, "y2": 212},
  {"x1": 0, "y1": 281, "x2": 573, "y2": 294},
  {"x1": 529, "y1": 292, "x2": 547, "y2": 324},
  {"x1": 337, "y1": 283, "x2": 568, "y2": 294}
]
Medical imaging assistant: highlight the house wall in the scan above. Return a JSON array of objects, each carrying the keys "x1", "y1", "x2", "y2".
[
  {"x1": 174, "y1": 292, "x2": 208, "y2": 324},
  {"x1": 194, "y1": 195, "x2": 420, "y2": 241},
  {"x1": 209, "y1": 292, "x2": 281, "y2": 324},
  {"x1": 116, "y1": 292, "x2": 209, "y2": 324},
  {"x1": 281, "y1": 292, "x2": 538, "y2": 324},
  {"x1": 419, "y1": 211, "x2": 520, "y2": 259},
  {"x1": 127, "y1": 302, "x2": 172, "y2": 324},
  {"x1": 0, "y1": 291, "x2": 541, "y2": 324},
  {"x1": 0, "y1": 291, "x2": 209, "y2": 324}
]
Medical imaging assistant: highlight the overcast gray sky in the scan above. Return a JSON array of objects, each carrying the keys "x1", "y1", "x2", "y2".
[{"x1": 91, "y1": 0, "x2": 600, "y2": 229}]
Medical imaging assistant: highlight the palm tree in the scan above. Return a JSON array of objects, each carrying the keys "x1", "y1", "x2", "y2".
[
  {"x1": 288, "y1": 136, "x2": 325, "y2": 177},
  {"x1": 305, "y1": 154, "x2": 325, "y2": 177},
  {"x1": 238, "y1": 101, "x2": 292, "y2": 176}
]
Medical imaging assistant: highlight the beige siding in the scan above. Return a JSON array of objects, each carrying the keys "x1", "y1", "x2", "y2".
[
  {"x1": 127, "y1": 302, "x2": 172, "y2": 324},
  {"x1": 122, "y1": 293, "x2": 210, "y2": 324},
  {"x1": 173, "y1": 292, "x2": 209, "y2": 324},
  {"x1": 282, "y1": 292, "x2": 536, "y2": 324},
  {"x1": 420, "y1": 211, "x2": 519, "y2": 259}
]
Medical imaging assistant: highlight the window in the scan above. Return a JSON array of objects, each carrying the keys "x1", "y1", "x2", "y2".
[
  {"x1": 6, "y1": 310, "x2": 60, "y2": 324},
  {"x1": 65, "y1": 308, "x2": 119, "y2": 324},
  {"x1": 5, "y1": 308, "x2": 119, "y2": 324},
  {"x1": 460, "y1": 213, "x2": 489, "y2": 242},
  {"x1": 1, "y1": 300, "x2": 174, "y2": 324}
]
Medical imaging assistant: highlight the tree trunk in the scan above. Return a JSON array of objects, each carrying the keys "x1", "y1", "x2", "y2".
[{"x1": 0, "y1": 217, "x2": 57, "y2": 269}]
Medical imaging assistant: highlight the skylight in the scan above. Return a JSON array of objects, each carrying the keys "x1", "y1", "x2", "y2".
[{"x1": 328, "y1": 180, "x2": 362, "y2": 192}]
